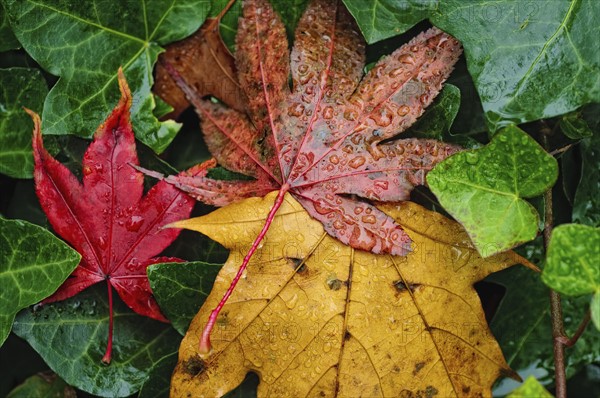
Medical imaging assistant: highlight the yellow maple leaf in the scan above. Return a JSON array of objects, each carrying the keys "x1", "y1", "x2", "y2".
[{"x1": 170, "y1": 192, "x2": 521, "y2": 397}]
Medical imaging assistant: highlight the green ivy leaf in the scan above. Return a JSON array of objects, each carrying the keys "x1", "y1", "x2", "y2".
[
  {"x1": 3, "y1": 0, "x2": 211, "y2": 153},
  {"x1": 0, "y1": 218, "x2": 79, "y2": 347},
  {"x1": 489, "y1": 242, "x2": 600, "y2": 384},
  {"x1": 0, "y1": 68, "x2": 49, "y2": 178},
  {"x1": 507, "y1": 376, "x2": 553, "y2": 397},
  {"x1": 560, "y1": 111, "x2": 594, "y2": 140},
  {"x1": 137, "y1": 351, "x2": 179, "y2": 398},
  {"x1": 341, "y1": 0, "x2": 437, "y2": 43},
  {"x1": 427, "y1": 125, "x2": 558, "y2": 257},
  {"x1": 0, "y1": 2, "x2": 19, "y2": 51},
  {"x1": 592, "y1": 294, "x2": 600, "y2": 330},
  {"x1": 405, "y1": 83, "x2": 461, "y2": 140},
  {"x1": 573, "y1": 132, "x2": 600, "y2": 227},
  {"x1": 147, "y1": 261, "x2": 221, "y2": 335},
  {"x1": 432, "y1": 0, "x2": 600, "y2": 132},
  {"x1": 12, "y1": 285, "x2": 180, "y2": 397},
  {"x1": 6, "y1": 372, "x2": 74, "y2": 398},
  {"x1": 542, "y1": 224, "x2": 600, "y2": 329}
]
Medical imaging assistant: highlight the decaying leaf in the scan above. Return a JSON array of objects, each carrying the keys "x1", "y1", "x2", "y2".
[
  {"x1": 154, "y1": 2, "x2": 247, "y2": 119},
  {"x1": 30, "y1": 70, "x2": 199, "y2": 363},
  {"x1": 147, "y1": 0, "x2": 463, "y2": 351},
  {"x1": 171, "y1": 193, "x2": 521, "y2": 396}
]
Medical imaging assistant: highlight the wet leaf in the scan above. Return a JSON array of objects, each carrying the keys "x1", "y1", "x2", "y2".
[
  {"x1": 344, "y1": 0, "x2": 600, "y2": 131},
  {"x1": 507, "y1": 376, "x2": 553, "y2": 398},
  {"x1": 0, "y1": 218, "x2": 79, "y2": 347},
  {"x1": 6, "y1": 372, "x2": 75, "y2": 398},
  {"x1": 0, "y1": 2, "x2": 18, "y2": 51},
  {"x1": 12, "y1": 285, "x2": 180, "y2": 398},
  {"x1": 428, "y1": 125, "x2": 558, "y2": 257},
  {"x1": 151, "y1": 0, "x2": 463, "y2": 256},
  {"x1": 3, "y1": 0, "x2": 211, "y2": 153},
  {"x1": 405, "y1": 83, "x2": 461, "y2": 140},
  {"x1": 341, "y1": 0, "x2": 437, "y2": 43},
  {"x1": 573, "y1": 132, "x2": 600, "y2": 227},
  {"x1": 489, "y1": 240, "x2": 600, "y2": 382},
  {"x1": 0, "y1": 68, "x2": 49, "y2": 178},
  {"x1": 542, "y1": 224, "x2": 600, "y2": 329},
  {"x1": 147, "y1": 261, "x2": 221, "y2": 335},
  {"x1": 170, "y1": 193, "x2": 521, "y2": 396},
  {"x1": 31, "y1": 71, "x2": 199, "y2": 363},
  {"x1": 559, "y1": 111, "x2": 594, "y2": 140}
]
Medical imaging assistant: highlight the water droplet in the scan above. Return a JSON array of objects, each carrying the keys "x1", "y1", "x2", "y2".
[
  {"x1": 313, "y1": 200, "x2": 333, "y2": 215},
  {"x1": 410, "y1": 45, "x2": 419, "y2": 52},
  {"x1": 354, "y1": 206, "x2": 364, "y2": 215},
  {"x1": 83, "y1": 166, "x2": 93, "y2": 176},
  {"x1": 126, "y1": 215, "x2": 144, "y2": 232},
  {"x1": 465, "y1": 152, "x2": 479, "y2": 165},
  {"x1": 286, "y1": 293, "x2": 298, "y2": 309},
  {"x1": 374, "y1": 180, "x2": 389, "y2": 190},
  {"x1": 419, "y1": 94, "x2": 429, "y2": 105},
  {"x1": 342, "y1": 145, "x2": 354, "y2": 154},
  {"x1": 399, "y1": 54, "x2": 415, "y2": 65},
  {"x1": 361, "y1": 215, "x2": 376, "y2": 224},
  {"x1": 94, "y1": 164, "x2": 104, "y2": 173},
  {"x1": 343, "y1": 110, "x2": 358, "y2": 121},
  {"x1": 322, "y1": 106, "x2": 334, "y2": 119},
  {"x1": 349, "y1": 156, "x2": 366, "y2": 169},
  {"x1": 397, "y1": 105, "x2": 410, "y2": 116},
  {"x1": 298, "y1": 64, "x2": 309, "y2": 75},
  {"x1": 388, "y1": 68, "x2": 404, "y2": 78},
  {"x1": 98, "y1": 236, "x2": 107, "y2": 249},
  {"x1": 329, "y1": 155, "x2": 339, "y2": 165},
  {"x1": 498, "y1": 133, "x2": 508, "y2": 143},
  {"x1": 333, "y1": 220, "x2": 345, "y2": 230},
  {"x1": 288, "y1": 103, "x2": 305, "y2": 117}
]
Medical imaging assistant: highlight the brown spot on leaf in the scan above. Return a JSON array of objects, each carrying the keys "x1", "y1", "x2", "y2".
[
  {"x1": 344, "y1": 330, "x2": 351, "y2": 341},
  {"x1": 393, "y1": 280, "x2": 420, "y2": 293},
  {"x1": 183, "y1": 355, "x2": 205, "y2": 377},
  {"x1": 413, "y1": 361, "x2": 425, "y2": 375}
]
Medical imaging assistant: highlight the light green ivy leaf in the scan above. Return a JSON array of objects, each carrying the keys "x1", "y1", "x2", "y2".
[
  {"x1": 0, "y1": 68, "x2": 49, "y2": 178},
  {"x1": 12, "y1": 285, "x2": 180, "y2": 397},
  {"x1": 427, "y1": 125, "x2": 558, "y2": 257},
  {"x1": 0, "y1": 218, "x2": 80, "y2": 347},
  {"x1": 507, "y1": 376, "x2": 553, "y2": 398},
  {"x1": 542, "y1": 224, "x2": 600, "y2": 329},
  {"x1": 147, "y1": 261, "x2": 221, "y2": 335},
  {"x1": 3, "y1": 0, "x2": 211, "y2": 153}
]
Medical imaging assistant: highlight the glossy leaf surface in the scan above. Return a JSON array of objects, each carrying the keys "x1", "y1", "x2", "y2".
[
  {"x1": 0, "y1": 218, "x2": 79, "y2": 346},
  {"x1": 3, "y1": 0, "x2": 211, "y2": 153},
  {"x1": 428, "y1": 126, "x2": 558, "y2": 257}
]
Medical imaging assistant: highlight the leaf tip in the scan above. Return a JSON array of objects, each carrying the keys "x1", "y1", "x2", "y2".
[{"x1": 117, "y1": 67, "x2": 132, "y2": 110}]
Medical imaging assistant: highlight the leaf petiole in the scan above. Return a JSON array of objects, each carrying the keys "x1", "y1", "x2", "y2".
[
  {"x1": 102, "y1": 279, "x2": 114, "y2": 364},
  {"x1": 199, "y1": 185, "x2": 290, "y2": 354}
]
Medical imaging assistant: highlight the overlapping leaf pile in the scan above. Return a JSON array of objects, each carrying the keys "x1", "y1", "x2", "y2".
[{"x1": 154, "y1": 0, "x2": 463, "y2": 256}]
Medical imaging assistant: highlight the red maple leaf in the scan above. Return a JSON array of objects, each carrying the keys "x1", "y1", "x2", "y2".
[
  {"x1": 29, "y1": 69, "x2": 198, "y2": 364},
  {"x1": 151, "y1": 0, "x2": 463, "y2": 353}
]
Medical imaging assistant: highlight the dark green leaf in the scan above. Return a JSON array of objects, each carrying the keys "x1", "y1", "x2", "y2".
[
  {"x1": 427, "y1": 125, "x2": 558, "y2": 256},
  {"x1": 12, "y1": 285, "x2": 180, "y2": 397},
  {"x1": 560, "y1": 111, "x2": 594, "y2": 139},
  {"x1": 6, "y1": 372, "x2": 74, "y2": 398},
  {"x1": 0, "y1": 67, "x2": 48, "y2": 178},
  {"x1": 405, "y1": 83, "x2": 460, "y2": 140},
  {"x1": 507, "y1": 376, "x2": 553, "y2": 398},
  {"x1": 489, "y1": 250, "x2": 600, "y2": 384},
  {"x1": 0, "y1": 218, "x2": 79, "y2": 346},
  {"x1": 573, "y1": 132, "x2": 600, "y2": 227},
  {"x1": 0, "y1": 2, "x2": 19, "y2": 51},
  {"x1": 147, "y1": 261, "x2": 221, "y2": 335},
  {"x1": 3, "y1": 0, "x2": 211, "y2": 153},
  {"x1": 137, "y1": 351, "x2": 179, "y2": 398},
  {"x1": 592, "y1": 293, "x2": 600, "y2": 330},
  {"x1": 430, "y1": 0, "x2": 600, "y2": 131},
  {"x1": 342, "y1": 0, "x2": 437, "y2": 43}
]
